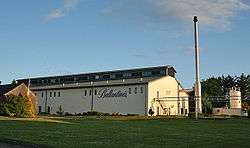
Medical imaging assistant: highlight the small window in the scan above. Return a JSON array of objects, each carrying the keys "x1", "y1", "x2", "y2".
[
  {"x1": 135, "y1": 87, "x2": 137, "y2": 94},
  {"x1": 38, "y1": 106, "x2": 42, "y2": 113},
  {"x1": 54, "y1": 92, "x2": 56, "y2": 97},
  {"x1": 58, "y1": 92, "x2": 61, "y2": 97},
  {"x1": 89, "y1": 90, "x2": 92, "y2": 95},
  {"x1": 50, "y1": 92, "x2": 52, "y2": 97},
  {"x1": 115, "y1": 73, "x2": 123, "y2": 78},
  {"x1": 47, "y1": 106, "x2": 50, "y2": 114},
  {"x1": 84, "y1": 90, "x2": 87, "y2": 96},
  {"x1": 103, "y1": 74, "x2": 110, "y2": 79},
  {"x1": 41, "y1": 92, "x2": 43, "y2": 98},
  {"x1": 95, "y1": 75, "x2": 99, "y2": 80},
  {"x1": 35, "y1": 93, "x2": 37, "y2": 96},
  {"x1": 140, "y1": 87, "x2": 143, "y2": 94},
  {"x1": 94, "y1": 89, "x2": 97, "y2": 95},
  {"x1": 129, "y1": 88, "x2": 131, "y2": 94}
]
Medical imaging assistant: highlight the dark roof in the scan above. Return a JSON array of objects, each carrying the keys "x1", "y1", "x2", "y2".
[
  {"x1": 17, "y1": 65, "x2": 176, "y2": 87},
  {"x1": 0, "y1": 84, "x2": 19, "y2": 97},
  {"x1": 18, "y1": 65, "x2": 174, "y2": 81}
]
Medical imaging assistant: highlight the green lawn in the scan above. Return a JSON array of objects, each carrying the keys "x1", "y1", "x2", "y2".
[{"x1": 0, "y1": 116, "x2": 250, "y2": 148}]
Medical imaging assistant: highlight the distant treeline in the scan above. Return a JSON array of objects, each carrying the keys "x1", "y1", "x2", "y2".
[{"x1": 201, "y1": 73, "x2": 250, "y2": 98}]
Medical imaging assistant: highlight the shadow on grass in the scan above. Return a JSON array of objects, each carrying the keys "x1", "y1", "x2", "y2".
[{"x1": 0, "y1": 138, "x2": 53, "y2": 148}]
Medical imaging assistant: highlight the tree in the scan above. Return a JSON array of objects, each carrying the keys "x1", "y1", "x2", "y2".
[
  {"x1": 201, "y1": 77, "x2": 223, "y2": 97},
  {"x1": 220, "y1": 75, "x2": 236, "y2": 95},
  {"x1": 235, "y1": 73, "x2": 250, "y2": 98},
  {"x1": 56, "y1": 105, "x2": 64, "y2": 116},
  {"x1": 11, "y1": 79, "x2": 17, "y2": 85},
  {"x1": 200, "y1": 74, "x2": 250, "y2": 111},
  {"x1": 202, "y1": 93, "x2": 213, "y2": 114},
  {"x1": 0, "y1": 95, "x2": 33, "y2": 118}
]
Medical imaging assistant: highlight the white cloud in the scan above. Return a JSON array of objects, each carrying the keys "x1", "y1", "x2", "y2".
[
  {"x1": 44, "y1": 0, "x2": 80, "y2": 22},
  {"x1": 63, "y1": 0, "x2": 80, "y2": 10},
  {"x1": 44, "y1": 9, "x2": 65, "y2": 22},
  {"x1": 102, "y1": 0, "x2": 250, "y2": 30}
]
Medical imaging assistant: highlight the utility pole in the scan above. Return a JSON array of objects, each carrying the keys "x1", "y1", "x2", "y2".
[{"x1": 194, "y1": 16, "x2": 202, "y2": 120}]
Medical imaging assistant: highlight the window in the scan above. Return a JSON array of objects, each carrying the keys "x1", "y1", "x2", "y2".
[
  {"x1": 181, "y1": 108, "x2": 184, "y2": 114},
  {"x1": 94, "y1": 89, "x2": 97, "y2": 95},
  {"x1": 115, "y1": 73, "x2": 123, "y2": 79},
  {"x1": 89, "y1": 90, "x2": 92, "y2": 95},
  {"x1": 50, "y1": 92, "x2": 52, "y2": 97},
  {"x1": 135, "y1": 87, "x2": 137, "y2": 94},
  {"x1": 123, "y1": 73, "x2": 131, "y2": 78},
  {"x1": 41, "y1": 92, "x2": 43, "y2": 98},
  {"x1": 47, "y1": 106, "x2": 51, "y2": 114},
  {"x1": 84, "y1": 90, "x2": 87, "y2": 96},
  {"x1": 58, "y1": 92, "x2": 61, "y2": 97},
  {"x1": 103, "y1": 74, "x2": 110, "y2": 79},
  {"x1": 54, "y1": 92, "x2": 56, "y2": 97},
  {"x1": 132, "y1": 72, "x2": 142, "y2": 77},
  {"x1": 160, "y1": 70, "x2": 165, "y2": 75},
  {"x1": 129, "y1": 88, "x2": 131, "y2": 94},
  {"x1": 38, "y1": 106, "x2": 42, "y2": 113},
  {"x1": 152, "y1": 70, "x2": 161, "y2": 75},
  {"x1": 43, "y1": 79, "x2": 48, "y2": 84},
  {"x1": 140, "y1": 87, "x2": 143, "y2": 94},
  {"x1": 78, "y1": 76, "x2": 89, "y2": 81},
  {"x1": 157, "y1": 91, "x2": 159, "y2": 98},
  {"x1": 143, "y1": 71, "x2": 152, "y2": 76},
  {"x1": 34, "y1": 93, "x2": 37, "y2": 96},
  {"x1": 95, "y1": 75, "x2": 99, "y2": 80}
]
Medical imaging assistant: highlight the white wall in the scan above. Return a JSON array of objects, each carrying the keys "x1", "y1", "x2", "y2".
[
  {"x1": 33, "y1": 84, "x2": 147, "y2": 115},
  {"x1": 93, "y1": 85, "x2": 147, "y2": 115},
  {"x1": 148, "y1": 76, "x2": 189, "y2": 116}
]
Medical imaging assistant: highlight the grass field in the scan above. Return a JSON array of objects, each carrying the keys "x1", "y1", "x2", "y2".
[{"x1": 0, "y1": 116, "x2": 250, "y2": 148}]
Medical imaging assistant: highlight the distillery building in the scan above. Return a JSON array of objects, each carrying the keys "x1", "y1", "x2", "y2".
[{"x1": 17, "y1": 65, "x2": 189, "y2": 116}]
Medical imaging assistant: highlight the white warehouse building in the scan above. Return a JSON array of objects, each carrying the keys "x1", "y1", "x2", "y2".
[{"x1": 17, "y1": 65, "x2": 189, "y2": 116}]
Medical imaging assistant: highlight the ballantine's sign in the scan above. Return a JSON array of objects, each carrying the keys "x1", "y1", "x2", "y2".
[{"x1": 98, "y1": 88, "x2": 127, "y2": 98}]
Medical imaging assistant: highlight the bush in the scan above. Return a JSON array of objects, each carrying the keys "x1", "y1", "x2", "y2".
[
  {"x1": 82, "y1": 111, "x2": 110, "y2": 116},
  {"x1": 0, "y1": 95, "x2": 33, "y2": 118},
  {"x1": 188, "y1": 112, "x2": 195, "y2": 118},
  {"x1": 248, "y1": 110, "x2": 250, "y2": 118},
  {"x1": 38, "y1": 112, "x2": 49, "y2": 115},
  {"x1": 65, "y1": 112, "x2": 73, "y2": 116},
  {"x1": 126, "y1": 114, "x2": 139, "y2": 116},
  {"x1": 56, "y1": 105, "x2": 64, "y2": 116}
]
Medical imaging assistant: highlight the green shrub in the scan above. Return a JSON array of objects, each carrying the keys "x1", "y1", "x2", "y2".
[
  {"x1": 0, "y1": 95, "x2": 33, "y2": 118},
  {"x1": 56, "y1": 105, "x2": 64, "y2": 116},
  {"x1": 126, "y1": 114, "x2": 139, "y2": 116},
  {"x1": 65, "y1": 112, "x2": 73, "y2": 116},
  {"x1": 84, "y1": 111, "x2": 110, "y2": 116},
  {"x1": 248, "y1": 110, "x2": 250, "y2": 118}
]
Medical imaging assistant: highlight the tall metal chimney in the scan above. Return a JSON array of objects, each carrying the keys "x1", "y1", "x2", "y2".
[{"x1": 193, "y1": 16, "x2": 202, "y2": 119}]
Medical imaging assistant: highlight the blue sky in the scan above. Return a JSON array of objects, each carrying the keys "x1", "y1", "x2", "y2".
[{"x1": 0, "y1": 0, "x2": 250, "y2": 88}]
